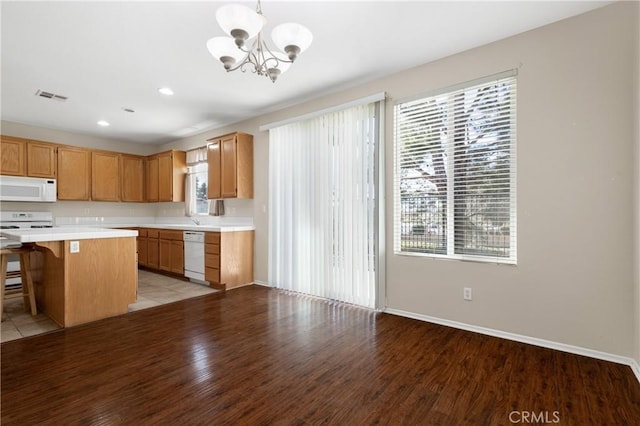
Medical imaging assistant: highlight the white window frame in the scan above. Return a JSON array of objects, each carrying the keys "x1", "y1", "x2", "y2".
[{"x1": 393, "y1": 70, "x2": 517, "y2": 264}]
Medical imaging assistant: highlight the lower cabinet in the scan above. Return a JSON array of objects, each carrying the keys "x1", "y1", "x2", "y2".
[
  {"x1": 159, "y1": 230, "x2": 184, "y2": 275},
  {"x1": 205, "y1": 231, "x2": 254, "y2": 290},
  {"x1": 147, "y1": 229, "x2": 160, "y2": 270},
  {"x1": 136, "y1": 227, "x2": 253, "y2": 289},
  {"x1": 137, "y1": 228, "x2": 148, "y2": 266}
]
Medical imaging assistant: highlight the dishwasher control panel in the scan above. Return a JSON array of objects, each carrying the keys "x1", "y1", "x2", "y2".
[{"x1": 183, "y1": 231, "x2": 205, "y2": 242}]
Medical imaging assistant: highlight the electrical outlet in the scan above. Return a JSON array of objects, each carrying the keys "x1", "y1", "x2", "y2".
[
  {"x1": 463, "y1": 287, "x2": 472, "y2": 301},
  {"x1": 70, "y1": 241, "x2": 80, "y2": 253}
]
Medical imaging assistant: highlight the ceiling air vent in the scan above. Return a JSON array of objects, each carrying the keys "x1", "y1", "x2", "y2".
[{"x1": 35, "y1": 89, "x2": 68, "y2": 102}]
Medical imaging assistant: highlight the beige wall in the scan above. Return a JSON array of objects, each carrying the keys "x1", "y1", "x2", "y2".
[
  {"x1": 167, "y1": 3, "x2": 637, "y2": 357},
  {"x1": 1, "y1": 121, "x2": 154, "y2": 156},
  {"x1": 634, "y1": 2, "x2": 640, "y2": 366}
]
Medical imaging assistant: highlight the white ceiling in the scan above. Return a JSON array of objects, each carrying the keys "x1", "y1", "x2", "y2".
[{"x1": 1, "y1": 1, "x2": 611, "y2": 145}]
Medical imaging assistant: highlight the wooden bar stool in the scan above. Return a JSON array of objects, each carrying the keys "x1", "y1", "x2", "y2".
[{"x1": 1, "y1": 245, "x2": 37, "y2": 321}]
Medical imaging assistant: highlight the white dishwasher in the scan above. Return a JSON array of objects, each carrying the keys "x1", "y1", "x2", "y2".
[{"x1": 183, "y1": 231, "x2": 206, "y2": 283}]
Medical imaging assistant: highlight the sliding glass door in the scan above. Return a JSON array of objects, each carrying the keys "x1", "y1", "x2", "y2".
[{"x1": 268, "y1": 100, "x2": 382, "y2": 308}]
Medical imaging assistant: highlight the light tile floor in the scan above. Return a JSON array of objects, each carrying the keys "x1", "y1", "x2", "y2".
[{"x1": 1, "y1": 270, "x2": 217, "y2": 343}]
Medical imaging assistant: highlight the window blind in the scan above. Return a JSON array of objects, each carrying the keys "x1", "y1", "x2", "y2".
[
  {"x1": 269, "y1": 102, "x2": 380, "y2": 308},
  {"x1": 394, "y1": 72, "x2": 517, "y2": 264}
]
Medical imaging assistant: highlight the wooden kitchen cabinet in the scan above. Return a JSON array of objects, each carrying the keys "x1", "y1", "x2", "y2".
[
  {"x1": 92, "y1": 151, "x2": 120, "y2": 201},
  {"x1": 204, "y1": 231, "x2": 254, "y2": 290},
  {"x1": 171, "y1": 240, "x2": 184, "y2": 275},
  {"x1": 121, "y1": 154, "x2": 145, "y2": 202},
  {"x1": 147, "y1": 229, "x2": 160, "y2": 269},
  {"x1": 137, "y1": 228, "x2": 148, "y2": 267},
  {"x1": 159, "y1": 230, "x2": 184, "y2": 274},
  {"x1": 27, "y1": 141, "x2": 57, "y2": 178},
  {"x1": 145, "y1": 150, "x2": 186, "y2": 202},
  {"x1": 0, "y1": 135, "x2": 26, "y2": 176},
  {"x1": 57, "y1": 146, "x2": 91, "y2": 200},
  {"x1": 207, "y1": 132, "x2": 253, "y2": 199},
  {"x1": 145, "y1": 156, "x2": 159, "y2": 202}
]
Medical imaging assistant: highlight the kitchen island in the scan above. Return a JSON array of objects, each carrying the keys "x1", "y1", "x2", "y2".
[{"x1": 0, "y1": 227, "x2": 138, "y2": 327}]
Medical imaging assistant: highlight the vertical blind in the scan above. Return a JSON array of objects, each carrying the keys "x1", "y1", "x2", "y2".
[
  {"x1": 269, "y1": 102, "x2": 378, "y2": 308},
  {"x1": 394, "y1": 71, "x2": 517, "y2": 263}
]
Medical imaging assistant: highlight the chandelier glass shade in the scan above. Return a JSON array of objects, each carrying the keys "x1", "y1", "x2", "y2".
[{"x1": 206, "y1": 1, "x2": 312, "y2": 82}]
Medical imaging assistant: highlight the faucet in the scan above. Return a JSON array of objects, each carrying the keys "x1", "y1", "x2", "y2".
[{"x1": 190, "y1": 217, "x2": 200, "y2": 226}]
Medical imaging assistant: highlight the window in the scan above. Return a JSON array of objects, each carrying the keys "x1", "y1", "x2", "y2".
[
  {"x1": 189, "y1": 162, "x2": 209, "y2": 215},
  {"x1": 186, "y1": 148, "x2": 209, "y2": 216},
  {"x1": 394, "y1": 71, "x2": 517, "y2": 263}
]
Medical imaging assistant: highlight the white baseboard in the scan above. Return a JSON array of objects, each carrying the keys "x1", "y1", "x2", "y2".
[
  {"x1": 384, "y1": 308, "x2": 640, "y2": 384},
  {"x1": 253, "y1": 280, "x2": 271, "y2": 287},
  {"x1": 630, "y1": 359, "x2": 640, "y2": 384}
]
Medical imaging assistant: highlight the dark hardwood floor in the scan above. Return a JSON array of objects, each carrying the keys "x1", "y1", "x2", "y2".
[{"x1": 2, "y1": 285, "x2": 639, "y2": 425}]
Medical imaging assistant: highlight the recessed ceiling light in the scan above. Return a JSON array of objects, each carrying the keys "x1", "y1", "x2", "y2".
[
  {"x1": 158, "y1": 87, "x2": 174, "y2": 96},
  {"x1": 97, "y1": 120, "x2": 110, "y2": 127}
]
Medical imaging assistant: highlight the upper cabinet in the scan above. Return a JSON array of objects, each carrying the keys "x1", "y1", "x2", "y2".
[
  {"x1": 146, "y1": 150, "x2": 186, "y2": 202},
  {"x1": 145, "y1": 156, "x2": 159, "y2": 202},
  {"x1": 121, "y1": 154, "x2": 145, "y2": 202},
  {"x1": 207, "y1": 132, "x2": 253, "y2": 199},
  {"x1": 0, "y1": 136, "x2": 57, "y2": 178},
  {"x1": 27, "y1": 141, "x2": 57, "y2": 178},
  {"x1": 1, "y1": 134, "x2": 188, "y2": 204},
  {"x1": 0, "y1": 135, "x2": 26, "y2": 176},
  {"x1": 92, "y1": 151, "x2": 120, "y2": 201},
  {"x1": 57, "y1": 146, "x2": 91, "y2": 201}
]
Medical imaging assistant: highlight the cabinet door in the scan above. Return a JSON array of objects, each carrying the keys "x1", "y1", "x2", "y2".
[
  {"x1": 157, "y1": 152, "x2": 172, "y2": 202},
  {"x1": 147, "y1": 237, "x2": 159, "y2": 269},
  {"x1": 170, "y1": 240, "x2": 184, "y2": 275},
  {"x1": 58, "y1": 147, "x2": 91, "y2": 200},
  {"x1": 159, "y1": 238, "x2": 172, "y2": 271},
  {"x1": 121, "y1": 155, "x2": 145, "y2": 202},
  {"x1": 207, "y1": 141, "x2": 222, "y2": 199},
  {"x1": 220, "y1": 135, "x2": 237, "y2": 198},
  {"x1": 0, "y1": 136, "x2": 26, "y2": 176},
  {"x1": 146, "y1": 156, "x2": 159, "y2": 202},
  {"x1": 138, "y1": 236, "x2": 148, "y2": 267},
  {"x1": 92, "y1": 151, "x2": 120, "y2": 201},
  {"x1": 27, "y1": 141, "x2": 56, "y2": 178}
]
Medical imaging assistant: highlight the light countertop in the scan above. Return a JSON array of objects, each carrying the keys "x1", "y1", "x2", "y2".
[
  {"x1": 0, "y1": 227, "x2": 138, "y2": 243},
  {"x1": 1, "y1": 223, "x2": 255, "y2": 243},
  {"x1": 105, "y1": 224, "x2": 255, "y2": 232}
]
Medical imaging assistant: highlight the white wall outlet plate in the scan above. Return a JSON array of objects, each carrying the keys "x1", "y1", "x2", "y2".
[
  {"x1": 70, "y1": 241, "x2": 80, "y2": 253},
  {"x1": 463, "y1": 287, "x2": 472, "y2": 301}
]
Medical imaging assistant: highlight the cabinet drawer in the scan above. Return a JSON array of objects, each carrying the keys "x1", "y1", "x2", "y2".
[
  {"x1": 205, "y1": 267, "x2": 220, "y2": 283},
  {"x1": 205, "y1": 243, "x2": 219, "y2": 255},
  {"x1": 205, "y1": 253, "x2": 220, "y2": 268},
  {"x1": 138, "y1": 228, "x2": 148, "y2": 237},
  {"x1": 205, "y1": 232, "x2": 220, "y2": 244},
  {"x1": 147, "y1": 229, "x2": 159, "y2": 239},
  {"x1": 159, "y1": 230, "x2": 183, "y2": 240}
]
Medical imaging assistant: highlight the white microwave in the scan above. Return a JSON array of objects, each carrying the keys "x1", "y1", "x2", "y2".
[{"x1": 0, "y1": 175, "x2": 57, "y2": 202}]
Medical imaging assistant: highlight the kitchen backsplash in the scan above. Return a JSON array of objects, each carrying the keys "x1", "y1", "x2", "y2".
[
  {"x1": 0, "y1": 201, "x2": 156, "y2": 218},
  {"x1": 2, "y1": 198, "x2": 256, "y2": 226}
]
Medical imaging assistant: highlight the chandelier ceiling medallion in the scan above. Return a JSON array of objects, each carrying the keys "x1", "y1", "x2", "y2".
[{"x1": 206, "y1": 0, "x2": 313, "y2": 83}]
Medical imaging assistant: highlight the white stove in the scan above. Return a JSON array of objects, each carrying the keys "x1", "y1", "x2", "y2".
[
  {"x1": 1, "y1": 211, "x2": 54, "y2": 290},
  {"x1": 0, "y1": 211, "x2": 54, "y2": 229}
]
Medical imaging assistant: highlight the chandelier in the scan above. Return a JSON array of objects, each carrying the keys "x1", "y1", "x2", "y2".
[{"x1": 206, "y1": 1, "x2": 313, "y2": 83}]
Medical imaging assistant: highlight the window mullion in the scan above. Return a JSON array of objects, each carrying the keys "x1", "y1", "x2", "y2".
[{"x1": 446, "y1": 96, "x2": 455, "y2": 256}]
